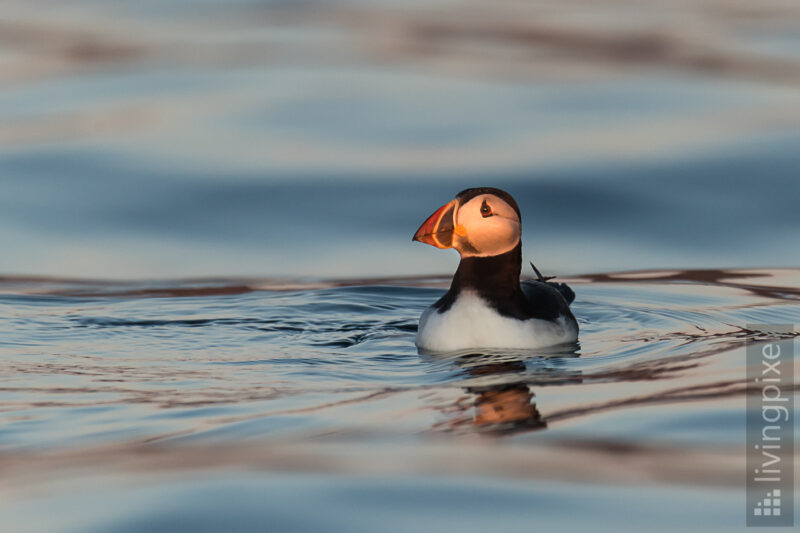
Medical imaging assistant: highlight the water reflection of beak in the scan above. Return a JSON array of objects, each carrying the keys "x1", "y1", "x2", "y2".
[
  {"x1": 412, "y1": 200, "x2": 457, "y2": 249},
  {"x1": 473, "y1": 385, "x2": 543, "y2": 428}
]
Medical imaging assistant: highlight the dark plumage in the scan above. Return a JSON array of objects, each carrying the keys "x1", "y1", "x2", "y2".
[{"x1": 432, "y1": 243, "x2": 577, "y2": 325}]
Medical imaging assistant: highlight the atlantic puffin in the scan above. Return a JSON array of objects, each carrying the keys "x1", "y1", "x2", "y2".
[{"x1": 412, "y1": 187, "x2": 578, "y2": 352}]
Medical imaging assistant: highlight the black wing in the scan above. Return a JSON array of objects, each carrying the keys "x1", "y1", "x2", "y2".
[
  {"x1": 520, "y1": 280, "x2": 575, "y2": 321},
  {"x1": 546, "y1": 280, "x2": 575, "y2": 305}
]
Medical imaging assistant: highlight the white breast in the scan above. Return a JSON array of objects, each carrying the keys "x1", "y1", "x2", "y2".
[{"x1": 415, "y1": 291, "x2": 578, "y2": 353}]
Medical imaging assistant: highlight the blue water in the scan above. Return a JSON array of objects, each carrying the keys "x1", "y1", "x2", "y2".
[
  {"x1": 5, "y1": 474, "x2": 742, "y2": 533},
  {"x1": 2, "y1": 0, "x2": 800, "y2": 531},
  {"x1": 3, "y1": 135, "x2": 799, "y2": 278}
]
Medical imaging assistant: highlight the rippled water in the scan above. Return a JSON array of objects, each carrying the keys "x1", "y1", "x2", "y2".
[{"x1": 2, "y1": 269, "x2": 798, "y2": 531}]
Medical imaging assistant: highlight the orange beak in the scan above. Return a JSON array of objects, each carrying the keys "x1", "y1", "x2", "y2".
[{"x1": 412, "y1": 200, "x2": 456, "y2": 249}]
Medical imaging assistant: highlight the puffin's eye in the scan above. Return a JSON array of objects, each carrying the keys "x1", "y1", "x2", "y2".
[{"x1": 480, "y1": 200, "x2": 493, "y2": 218}]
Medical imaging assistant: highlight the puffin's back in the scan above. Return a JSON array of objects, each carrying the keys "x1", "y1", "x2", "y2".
[{"x1": 520, "y1": 280, "x2": 576, "y2": 321}]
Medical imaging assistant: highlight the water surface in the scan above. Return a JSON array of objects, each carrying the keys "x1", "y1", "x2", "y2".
[{"x1": 1, "y1": 269, "x2": 798, "y2": 531}]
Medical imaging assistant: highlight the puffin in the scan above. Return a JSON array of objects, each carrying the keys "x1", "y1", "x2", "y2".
[{"x1": 412, "y1": 187, "x2": 578, "y2": 353}]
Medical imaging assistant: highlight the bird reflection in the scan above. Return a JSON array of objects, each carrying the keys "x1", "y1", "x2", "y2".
[{"x1": 427, "y1": 345, "x2": 581, "y2": 436}]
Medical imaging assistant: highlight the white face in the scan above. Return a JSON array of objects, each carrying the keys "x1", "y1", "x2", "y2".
[{"x1": 454, "y1": 194, "x2": 521, "y2": 257}]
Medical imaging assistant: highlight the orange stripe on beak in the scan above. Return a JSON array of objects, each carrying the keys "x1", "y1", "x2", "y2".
[{"x1": 412, "y1": 200, "x2": 456, "y2": 249}]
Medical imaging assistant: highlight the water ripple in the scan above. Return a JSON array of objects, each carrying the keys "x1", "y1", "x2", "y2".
[{"x1": 0, "y1": 268, "x2": 796, "y2": 451}]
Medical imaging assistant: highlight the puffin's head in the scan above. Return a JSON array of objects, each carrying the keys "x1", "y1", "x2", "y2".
[{"x1": 413, "y1": 187, "x2": 521, "y2": 257}]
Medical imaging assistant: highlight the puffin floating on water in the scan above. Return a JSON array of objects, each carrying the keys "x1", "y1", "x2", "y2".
[{"x1": 412, "y1": 187, "x2": 578, "y2": 352}]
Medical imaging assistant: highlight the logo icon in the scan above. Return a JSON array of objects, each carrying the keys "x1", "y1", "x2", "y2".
[{"x1": 753, "y1": 489, "x2": 781, "y2": 517}]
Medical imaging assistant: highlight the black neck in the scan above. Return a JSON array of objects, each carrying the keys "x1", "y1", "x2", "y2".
[{"x1": 450, "y1": 243, "x2": 522, "y2": 298}]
